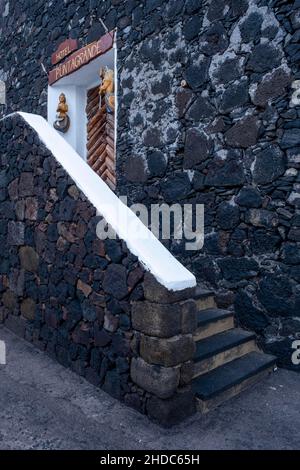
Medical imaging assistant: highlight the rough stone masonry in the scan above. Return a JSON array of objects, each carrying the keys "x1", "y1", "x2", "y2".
[
  {"x1": 0, "y1": 114, "x2": 198, "y2": 426},
  {"x1": 0, "y1": 0, "x2": 300, "y2": 372}
]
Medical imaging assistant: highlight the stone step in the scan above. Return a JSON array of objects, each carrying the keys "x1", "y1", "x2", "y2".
[
  {"x1": 194, "y1": 328, "x2": 257, "y2": 378},
  {"x1": 194, "y1": 308, "x2": 234, "y2": 341},
  {"x1": 192, "y1": 351, "x2": 277, "y2": 413},
  {"x1": 194, "y1": 286, "x2": 216, "y2": 311}
]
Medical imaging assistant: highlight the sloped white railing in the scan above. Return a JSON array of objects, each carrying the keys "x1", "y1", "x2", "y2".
[{"x1": 17, "y1": 112, "x2": 196, "y2": 291}]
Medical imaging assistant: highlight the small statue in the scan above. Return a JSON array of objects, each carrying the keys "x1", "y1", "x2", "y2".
[
  {"x1": 53, "y1": 93, "x2": 70, "y2": 133},
  {"x1": 99, "y1": 67, "x2": 115, "y2": 114}
]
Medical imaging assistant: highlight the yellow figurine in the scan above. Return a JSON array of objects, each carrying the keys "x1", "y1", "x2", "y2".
[
  {"x1": 99, "y1": 67, "x2": 115, "y2": 114},
  {"x1": 53, "y1": 93, "x2": 70, "y2": 133},
  {"x1": 56, "y1": 93, "x2": 68, "y2": 119}
]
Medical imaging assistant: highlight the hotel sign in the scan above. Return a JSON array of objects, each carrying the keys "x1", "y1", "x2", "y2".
[
  {"x1": 51, "y1": 38, "x2": 78, "y2": 66},
  {"x1": 49, "y1": 31, "x2": 114, "y2": 85}
]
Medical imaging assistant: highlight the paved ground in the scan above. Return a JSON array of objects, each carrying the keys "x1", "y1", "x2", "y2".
[{"x1": 0, "y1": 326, "x2": 299, "y2": 450}]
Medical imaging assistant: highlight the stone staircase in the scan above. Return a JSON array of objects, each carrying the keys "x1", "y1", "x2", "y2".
[{"x1": 192, "y1": 288, "x2": 277, "y2": 414}]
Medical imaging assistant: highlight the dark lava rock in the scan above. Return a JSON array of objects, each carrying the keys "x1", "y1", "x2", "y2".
[
  {"x1": 216, "y1": 201, "x2": 240, "y2": 230},
  {"x1": 218, "y1": 257, "x2": 259, "y2": 282},
  {"x1": 253, "y1": 145, "x2": 286, "y2": 184},
  {"x1": 184, "y1": 57, "x2": 210, "y2": 89},
  {"x1": 184, "y1": 128, "x2": 212, "y2": 168},
  {"x1": 219, "y1": 79, "x2": 249, "y2": 113},
  {"x1": 236, "y1": 187, "x2": 262, "y2": 208},
  {"x1": 235, "y1": 289, "x2": 269, "y2": 332},
  {"x1": 147, "y1": 150, "x2": 167, "y2": 177},
  {"x1": 199, "y1": 22, "x2": 228, "y2": 56},
  {"x1": 251, "y1": 68, "x2": 291, "y2": 107},
  {"x1": 186, "y1": 96, "x2": 215, "y2": 122},
  {"x1": 212, "y1": 57, "x2": 242, "y2": 85},
  {"x1": 258, "y1": 274, "x2": 293, "y2": 316},
  {"x1": 225, "y1": 115, "x2": 259, "y2": 148},
  {"x1": 8, "y1": 221, "x2": 24, "y2": 246},
  {"x1": 105, "y1": 239, "x2": 123, "y2": 263},
  {"x1": 281, "y1": 243, "x2": 300, "y2": 265},
  {"x1": 161, "y1": 173, "x2": 191, "y2": 202},
  {"x1": 205, "y1": 153, "x2": 245, "y2": 187},
  {"x1": 143, "y1": 128, "x2": 162, "y2": 148},
  {"x1": 183, "y1": 15, "x2": 201, "y2": 41},
  {"x1": 281, "y1": 129, "x2": 300, "y2": 149},
  {"x1": 264, "y1": 338, "x2": 300, "y2": 371},
  {"x1": 249, "y1": 230, "x2": 281, "y2": 254},
  {"x1": 103, "y1": 264, "x2": 128, "y2": 300},
  {"x1": 240, "y1": 12, "x2": 263, "y2": 43},
  {"x1": 125, "y1": 155, "x2": 148, "y2": 183},
  {"x1": 246, "y1": 43, "x2": 281, "y2": 73}
]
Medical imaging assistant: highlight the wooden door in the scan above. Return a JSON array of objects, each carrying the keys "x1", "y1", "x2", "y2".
[{"x1": 86, "y1": 86, "x2": 116, "y2": 190}]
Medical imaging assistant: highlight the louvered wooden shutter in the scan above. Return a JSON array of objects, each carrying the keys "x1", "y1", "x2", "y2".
[{"x1": 86, "y1": 86, "x2": 116, "y2": 190}]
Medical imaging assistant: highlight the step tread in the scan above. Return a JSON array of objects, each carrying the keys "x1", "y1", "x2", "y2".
[
  {"x1": 197, "y1": 308, "x2": 233, "y2": 327},
  {"x1": 194, "y1": 286, "x2": 214, "y2": 300},
  {"x1": 193, "y1": 351, "x2": 276, "y2": 400},
  {"x1": 195, "y1": 328, "x2": 256, "y2": 361}
]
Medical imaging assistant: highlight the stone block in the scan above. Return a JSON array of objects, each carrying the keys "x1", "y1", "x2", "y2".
[
  {"x1": 253, "y1": 145, "x2": 286, "y2": 184},
  {"x1": 146, "y1": 387, "x2": 196, "y2": 427},
  {"x1": 8, "y1": 221, "x2": 24, "y2": 246},
  {"x1": 225, "y1": 116, "x2": 259, "y2": 148},
  {"x1": 0, "y1": 307, "x2": 6, "y2": 323},
  {"x1": 2, "y1": 290, "x2": 18, "y2": 312},
  {"x1": 104, "y1": 312, "x2": 119, "y2": 333},
  {"x1": 103, "y1": 264, "x2": 128, "y2": 300},
  {"x1": 250, "y1": 67, "x2": 291, "y2": 107},
  {"x1": 180, "y1": 360, "x2": 195, "y2": 386},
  {"x1": 218, "y1": 257, "x2": 259, "y2": 282},
  {"x1": 19, "y1": 172, "x2": 34, "y2": 197},
  {"x1": 132, "y1": 299, "x2": 196, "y2": 337},
  {"x1": 94, "y1": 326, "x2": 111, "y2": 348},
  {"x1": 20, "y1": 298, "x2": 36, "y2": 320},
  {"x1": 143, "y1": 272, "x2": 196, "y2": 304},
  {"x1": 9, "y1": 269, "x2": 25, "y2": 296},
  {"x1": 8, "y1": 178, "x2": 19, "y2": 201},
  {"x1": 19, "y1": 246, "x2": 39, "y2": 272},
  {"x1": 184, "y1": 128, "x2": 212, "y2": 168},
  {"x1": 247, "y1": 209, "x2": 279, "y2": 228},
  {"x1": 25, "y1": 197, "x2": 38, "y2": 220},
  {"x1": 130, "y1": 357, "x2": 180, "y2": 399},
  {"x1": 77, "y1": 279, "x2": 92, "y2": 297},
  {"x1": 5, "y1": 315, "x2": 26, "y2": 338},
  {"x1": 140, "y1": 334, "x2": 195, "y2": 367},
  {"x1": 181, "y1": 300, "x2": 198, "y2": 333},
  {"x1": 160, "y1": 173, "x2": 191, "y2": 203},
  {"x1": 205, "y1": 151, "x2": 245, "y2": 187}
]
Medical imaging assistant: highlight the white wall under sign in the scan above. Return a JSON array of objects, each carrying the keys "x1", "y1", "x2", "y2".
[{"x1": 47, "y1": 47, "x2": 115, "y2": 161}]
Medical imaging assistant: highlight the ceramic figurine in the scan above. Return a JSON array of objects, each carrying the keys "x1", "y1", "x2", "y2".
[
  {"x1": 99, "y1": 67, "x2": 115, "y2": 114},
  {"x1": 53, "y1": 93, "x2": 70, "y2": 133}
]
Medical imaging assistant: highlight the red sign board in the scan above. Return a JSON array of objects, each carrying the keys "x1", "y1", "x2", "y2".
[
  {"x1": 49, "y1": 32, "x2": 114, "y2": 86},
  {"x1": 51, "y1": 38, "x2": 78, "y2": 65}
]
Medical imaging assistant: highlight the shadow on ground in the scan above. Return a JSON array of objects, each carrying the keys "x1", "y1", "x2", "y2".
[{"x1": 0, "y1": 326, "x2": 299, "y2": 450}]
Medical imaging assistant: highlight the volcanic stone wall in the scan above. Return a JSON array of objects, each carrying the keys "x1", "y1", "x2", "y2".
[
  {"x1": 0, "y1": 114, "x2": 197, "y2": 426},
  {"x1": 0, "y1": 0, "x2": 300, "y2": 370}
]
